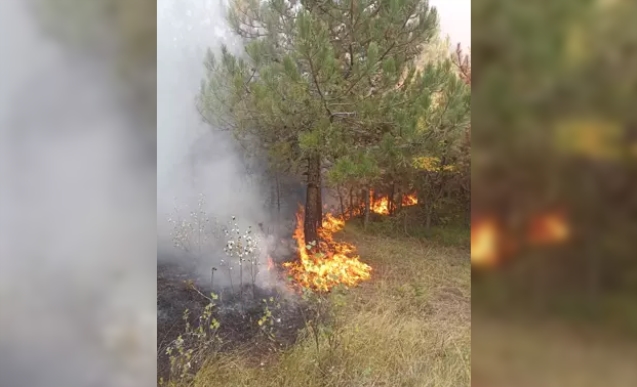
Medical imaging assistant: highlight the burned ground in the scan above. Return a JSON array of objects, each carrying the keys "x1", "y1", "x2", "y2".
[
  {"x1": 182, "y1": 224, "x2": 472, "y2": 387},
  {"x1": 157, "y1": 259, "x2": 311, "y2": 380}
]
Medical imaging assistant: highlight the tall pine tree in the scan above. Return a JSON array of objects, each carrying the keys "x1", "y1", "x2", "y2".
[{"x1": 199, "y1": 0, "x2": 463, "y2": 243}]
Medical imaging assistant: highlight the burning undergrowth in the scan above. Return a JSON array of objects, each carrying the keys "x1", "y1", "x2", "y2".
[
  {"x1": 158, "y1": 191, "x2": 419, "y2": 381},
  {"x1": 283, "y1": 208, "x2": 372, "y2": 292},
  {"x1": 157, "y1": 212, "x2": 319, "y2": 379},
  {"x1": 281, "y1": 190, "x2": 420, "y2": 292},
  {"x1": 471, "y1": 208, "x2": 571, "y2": 267}
]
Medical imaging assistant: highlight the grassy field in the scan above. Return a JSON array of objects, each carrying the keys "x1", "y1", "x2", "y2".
[{"x1": 185, "y1": 224, "x2": 471, "y2": 387}]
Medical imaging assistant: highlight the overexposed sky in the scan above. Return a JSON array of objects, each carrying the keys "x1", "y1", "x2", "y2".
[
  {"x1": 158, "y1": 0, "x2": 471, "y2": 49},
  {"x1": 430, "y1": 0, "x2": 471, "y2": 48}
]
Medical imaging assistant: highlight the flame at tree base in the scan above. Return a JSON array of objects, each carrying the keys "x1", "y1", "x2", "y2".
[{"x1": 283, "y1": 207, "x2": 372, "y2": 292}]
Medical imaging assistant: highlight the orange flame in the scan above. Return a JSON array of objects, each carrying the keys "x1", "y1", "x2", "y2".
[
  {"x1": 371, "y1": 196, "x2": 390, "y2": 215},
  {"x1": 401, "y1": 193, "x2": 418, "y2": 206},
  {"x1": 471, "y1": 210, "x2": 571, "y2": 268},
  {"x1": 283, "y1": 207, "x2": 372, "y2": 292},
  {"x1": 369, "y1": 191, "x2": 418, "y2": 215},
  {"x1": 471, "y1": 217, "x2": 501, "y2": 267},
  {"x1": 527, "y1": 211, "x2": 570, "y2": 245},
  {"x1": 280, "y1": 191, "x2": 417, "y2": 290}
]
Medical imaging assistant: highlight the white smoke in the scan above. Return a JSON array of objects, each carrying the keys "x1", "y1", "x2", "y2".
[
  {"x1": 157, "y1": 0, "x2": 277, "y2": 287},
  {"x1": 0, "y1": 1, "x2": 155, "y2": 386}
]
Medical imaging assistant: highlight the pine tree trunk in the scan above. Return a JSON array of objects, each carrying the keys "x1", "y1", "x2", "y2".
[
  {"x1": 425, "y1": 206, "x2": 432, "y2": 230},
  {"x1": 337, "y1": 185, "x2": 345, "y2": 216},
  {"x1": 276, "y1": 173, "x2": 281, "y2": 215},
  {"x1": 275, "y1": 173, "x2": 281, "y2": 235},
  {"x1": 363, "y1": 187, "x2": 371, "y2": 229},
  {"x1": 389, "y1": 182, "x2": 396, "y2": 215},
  {"x1": 304, "y1": 155, "x2": 322, "y2": 245},
  {"x1": 317, "y1": 178, "x2": 323, "y2": 223},
  {"x1": 270, "y1": 175, "x2": 276, "y2": 214},
  {"x1": 348, "y1": 187, "x2": 354, "y2": 218}
]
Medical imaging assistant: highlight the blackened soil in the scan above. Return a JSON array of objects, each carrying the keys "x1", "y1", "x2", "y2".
[{"x1": 157, "y1": 261, "x2": 310, "y2": 380}]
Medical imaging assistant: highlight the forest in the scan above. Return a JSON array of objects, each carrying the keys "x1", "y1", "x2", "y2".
[
  {"x1": 471, "y1": 0, "x2": 637, "y2": 385},
  {"x1": 198, "y1": 0, "x2": 471, "y2": 244},
  {"x1": 158, "y1": 0, "x2": 471, "y2": 386},
  {"x1": 19, "y1": 0, "x2": 637, "y2": 386}
]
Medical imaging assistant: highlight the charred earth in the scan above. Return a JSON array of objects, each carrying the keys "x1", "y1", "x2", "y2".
[{"x1": 157, "y1": 249, "x2": 310, "y2": 379}]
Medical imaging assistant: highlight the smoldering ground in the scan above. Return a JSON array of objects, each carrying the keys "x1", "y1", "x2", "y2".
[{"x1": 0, "y1": 1, "x2": 156, "y2": 387}]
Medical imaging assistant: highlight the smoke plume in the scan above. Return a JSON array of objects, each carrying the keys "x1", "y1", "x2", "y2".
[
  {"x1": 157, "y1": 0, "x2": 277, "y2": 287},
  {"x1": 0, "y1": 1, "x2": 155, "y2": 386}
]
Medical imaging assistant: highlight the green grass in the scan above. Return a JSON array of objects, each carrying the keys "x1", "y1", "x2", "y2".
[
  {"x1": 182, "y1": 224, "x2": 471, "y2": 387},
  {"x1": 352, "y1": 213, "x2": 470, "y2": 248}
]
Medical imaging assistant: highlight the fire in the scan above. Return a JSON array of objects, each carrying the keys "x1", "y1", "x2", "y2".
[
  {"x1": 283, "y1": 207, "x2": 372, "y2": 292},
  {"x1": 527, "y1": 211, "x2": 570, "y2": 245},
  {"x1": 370, "y1": 191, "x2": 418, "y2": 215},
  {"x1": 402, "y1": 194, "x2": 418, "y2": 206},
  {"x1": 471, "y1": 217, "x2": 500, "y2": 267},
  {"x1": 371, "y1": 196, "x2": 390, "y2": 214},
  {"x1": 471, "y1": 210, "x2": 571, "y2": 268},
  {"x1": 278, "y1": 190, "x2": 417, "y2": 291}
]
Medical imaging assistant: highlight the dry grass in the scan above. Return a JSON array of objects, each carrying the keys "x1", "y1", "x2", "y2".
[
  {"x1": 184, "y1": 225, "x2": 471, "y2": 387},
  {"x1": 472, "y1": 313, "x2": 637, "y2": 387}
]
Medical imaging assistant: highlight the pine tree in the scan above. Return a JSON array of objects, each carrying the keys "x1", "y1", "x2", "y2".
[{"x1": 199, "y1": 0, "x2": 462, "y2": 243}]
